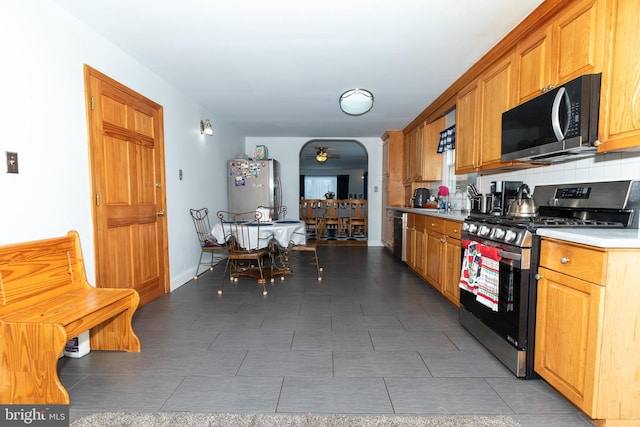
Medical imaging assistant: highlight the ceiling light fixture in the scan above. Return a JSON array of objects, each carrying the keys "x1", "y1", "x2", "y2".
[
  {"x1": 200, "y1": 119, "x2": 213, "y2": 136},
  {"x1": 316, "y1": 150, "x2": 328, "y2": 162},
  {"x1": 339, "y1": 88, "x2": 374, "y2": 116}
]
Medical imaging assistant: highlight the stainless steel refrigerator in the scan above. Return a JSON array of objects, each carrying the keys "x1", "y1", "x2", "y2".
[{"x1": 227, "y1": 159, "x2": 282, "y2": 219}]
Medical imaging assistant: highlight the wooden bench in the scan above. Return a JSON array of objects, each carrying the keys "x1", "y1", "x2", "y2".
[{"x1": 0, "y1": 230, "x2": 141, "y2": 404}]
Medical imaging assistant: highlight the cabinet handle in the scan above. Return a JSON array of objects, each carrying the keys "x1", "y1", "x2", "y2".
[
  {"x1": 593, "y1": 140, "x2": 603, "y2": 147},
  {"x1": 440, "y1": 238, "x2": 446, "y2": 243},
  {"x1": 560, "y1": 257, "x2": 570, "y2": 264},
  {"x1": 431, "y1": 223, "x2": 436, "y2": 227},
  {"x1": 453, "y1": 229, "x2": 459, "y2": 233},
  {"x1": 535, "y1": 274, "x2": 542, "y2": 280}
]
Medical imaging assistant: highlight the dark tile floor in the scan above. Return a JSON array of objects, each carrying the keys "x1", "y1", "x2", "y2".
[{"x1": 60, "y1": 246, "x2": 594, "y2": 426}]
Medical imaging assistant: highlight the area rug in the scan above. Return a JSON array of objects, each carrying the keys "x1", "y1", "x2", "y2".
[{"x1": 71, "y1": 412, "x2": 521, "y2": 427}]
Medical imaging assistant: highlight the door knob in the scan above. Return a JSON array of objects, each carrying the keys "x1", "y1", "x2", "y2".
[{"x1": 157, "y1": 210, "x2": 166, "y2": 216}]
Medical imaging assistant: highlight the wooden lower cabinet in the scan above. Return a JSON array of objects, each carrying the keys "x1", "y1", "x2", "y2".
[
  {"x1": 535, "y1": 238, "x2": 640, "y2": 426},
  {"x1": 425, "y1": 217, "x2": 445, "y2": 292},
  {"x1": 442, "y1": 227, "x2": 461, "y2": 307},
  {"x1": 405, "y1": 214, "x2": 426, "y2": 277},
  {"x1": 405, "y1": 213, "x2": 462, "y2": 307}
]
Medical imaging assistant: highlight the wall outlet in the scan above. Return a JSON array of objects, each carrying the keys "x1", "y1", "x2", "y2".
[{"x1": 6, "y1": 152, "x2": 18, "y2": 174}]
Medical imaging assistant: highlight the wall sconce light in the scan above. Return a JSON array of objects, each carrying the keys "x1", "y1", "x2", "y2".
[
  {"x1": 339, "y1": 88, "x2": 374, "y2": 116},
  {"x1": 200, "y1": 119, "x2": 213, "y2": 135}
]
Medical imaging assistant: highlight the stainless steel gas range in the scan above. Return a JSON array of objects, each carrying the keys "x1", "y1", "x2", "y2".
[{"x1": 459, "y1": 180, "x2": 640, "y2": 378}]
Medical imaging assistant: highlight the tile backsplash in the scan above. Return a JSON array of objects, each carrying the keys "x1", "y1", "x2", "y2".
[{"x1": 474, "y1": 151, "x2": 640, "y2": 194}]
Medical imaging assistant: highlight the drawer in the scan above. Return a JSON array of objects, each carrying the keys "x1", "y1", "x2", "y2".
[
  {"x1": 445, "y1": 220, "x2": 462, "y2": 239},
  {"x1": 414, "y1": 214, "x2": 427, "y2": 230},
  {"x1": 425, "y1": 216, "x2": 445, "y2": 234},
  {"x1": 407, "y1": 214, "x2": 427, "y2": 230},
  {"x1": 539, "y1": 239, "x2": 607, "y2": 284}
]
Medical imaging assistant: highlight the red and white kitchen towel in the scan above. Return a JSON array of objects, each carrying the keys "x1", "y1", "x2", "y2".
[{"x1": 459, "y1": 240, "x2": 502, "y2": 312}]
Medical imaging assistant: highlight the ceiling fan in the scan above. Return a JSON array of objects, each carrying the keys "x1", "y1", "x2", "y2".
[{"x1": 307, "y1": 146, "x2": 341, "y2": 163}]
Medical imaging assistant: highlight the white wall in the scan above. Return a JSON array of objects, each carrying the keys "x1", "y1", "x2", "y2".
[
  {"x1": 246, "y1": 137, "x2": 384, "y2": 246},
  {"x1": 0, "y1": 1, "x2": 244, "y2": 290}
]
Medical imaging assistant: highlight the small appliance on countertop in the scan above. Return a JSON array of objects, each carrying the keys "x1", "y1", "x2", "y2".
[
  {"x1": 412, "y1": 188, "x2": 431, "y2": 208},
  {"x1": 490, "y1": 180, "x2": 523, "y2": 216}
]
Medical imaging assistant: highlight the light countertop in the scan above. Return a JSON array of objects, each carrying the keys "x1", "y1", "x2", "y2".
[
  {"x1": 387, "y1": 206, "x2": 467, "y2": 222},
  {"x1": 388, "y1": 206, "x2": 640, "y2": 248},
  {"x1": 536, "y1": 228, "x2": 640, "y2": 249}
]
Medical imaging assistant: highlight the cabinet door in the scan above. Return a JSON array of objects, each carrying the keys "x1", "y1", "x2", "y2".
[
  {"x1": 478, "y1": 53, "x2": 516, "y2": 169},
  {"x1": 535, "y1": 267, "x2": 603, "y2": 416},
  {"x1": 455, "y1": 82, "x2": 479, "y2": 174},
  {"x1": 405, "y1": 215, "x2": 416, "y2": 268},
  {"x1": 413, "y1": 122, "x2": 425, "y2": 181},
  {"x1": 442, "y1": 237, "x2": 461, "y2": 307},
  {"x1": 414, "y1": 226, "x2": 427, "y2": 278},
  {"x1": 515, "y1": 26, "x2": 552, "y2": 104},
  {"x1": 421, "y1": 117, "x2": 445, "y2": 181},
  {"x1": 425, "y1": 231, "x2": 444, "y2": 291},
  {"x1": 550, "y1": 0, "x2": 605, "y2": 86},
  {"x1": 402, "y1": 129, "x2": 414, "y2": 183},
  {"x1": 598, "y1": 0, "x2": 640, "y2": 152}
]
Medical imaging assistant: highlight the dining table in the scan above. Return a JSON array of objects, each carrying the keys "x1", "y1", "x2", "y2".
[
  {"x1": 211, "y1": 219, "x2": 306, "y2": 250},
  {"x1": 210, "y1": 219, "x2": 306, "y2": 283}
]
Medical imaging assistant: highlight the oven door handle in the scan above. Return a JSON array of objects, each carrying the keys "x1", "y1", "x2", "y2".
[{"x1": 498, "y1": 250, "x2": 521, "y2": 261}]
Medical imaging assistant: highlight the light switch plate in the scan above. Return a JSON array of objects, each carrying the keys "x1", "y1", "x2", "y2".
[{"x1": 6, "y1": 151, "x2": 18, "y2": 174}]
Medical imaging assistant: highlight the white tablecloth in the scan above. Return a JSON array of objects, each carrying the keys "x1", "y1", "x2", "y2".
[{"x1": 211, "y1": 220, "x2": 306, "y2": 250}]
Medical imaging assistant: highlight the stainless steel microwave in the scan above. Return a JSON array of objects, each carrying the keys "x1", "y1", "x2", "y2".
[{"x1": 501, "y1": 73, "x2": 601, "y2": 163}]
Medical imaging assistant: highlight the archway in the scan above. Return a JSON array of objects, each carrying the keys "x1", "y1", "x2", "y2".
[{"x1": 299, "y1": 140, "x2": 368, "y2": 243}]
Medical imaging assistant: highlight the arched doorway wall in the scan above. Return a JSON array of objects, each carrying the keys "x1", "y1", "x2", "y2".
[{"x1": 298, "y1": 139, "x2": 368, "y2": 200}]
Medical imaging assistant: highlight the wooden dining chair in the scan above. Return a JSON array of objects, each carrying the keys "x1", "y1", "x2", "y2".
[
  {"x1": 189, "y1": 208, "x2": 228, "y2": 280},
  {"x1": 348, "y1": 199, "x2": 368, "y2": 237},
  {"x1": 321, "y1": 200, "x2": 341, "y2": 237},
  {"x1": 216, "y1": 210, "x2": 273, "y2": 296},
  {"x1": 300, "y1": 199, "x2": 320, "y2": 234},
  {"x1": 287, "y1": 230, "x2": 323, "y2": 281}
]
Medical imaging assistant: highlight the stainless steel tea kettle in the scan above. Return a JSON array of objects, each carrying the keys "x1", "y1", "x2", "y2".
[{"x1": 507, "y1": 184, "x2": 538, "y2": 217}]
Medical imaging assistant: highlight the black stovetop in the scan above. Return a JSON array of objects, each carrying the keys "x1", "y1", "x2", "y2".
[
  {"x1": 468, "y1": 204, "x2": 633, "y2": 230},
  {"x1": 469, "y1": 214, "x2": 626, "y2": 229}
]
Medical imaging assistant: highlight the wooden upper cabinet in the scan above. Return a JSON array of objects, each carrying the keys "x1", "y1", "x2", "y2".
[
  {"x1": 598, "y1": 0, "x2": 640, "y2": 152},
  {"x1": 402, "y1": 118, "x2": 444, "y2": 183},
  {"x1": 382, "y1": 130, "x2": 404, "y2": 207},
  {"x1": 551, "y1": 0, "x2": 605, "y2": 85},
  {"x1": 413, "y1": 121, "x2": 425, "y2": 181},
  {"x1": 402, "y1": 127, "x2": 416, "y2": 183},
  {"x1": 478, "y1": 53, "x2": 516, "y2": 169},
  {"x1": 456, "y1": 53, "x2": 516, "y2": 173},
  {"x1": 421, "y1": 117, "x2": 445, "y2": 181},
  {"x1": 515, "y1": 26, "x2": 552, "y2": 104},
  {"x1": 515, "y1": 0, "x2": 605, "y2": 104},
  {"x1": 455, "y1": 81, "x2": 479, "y2": 174}
]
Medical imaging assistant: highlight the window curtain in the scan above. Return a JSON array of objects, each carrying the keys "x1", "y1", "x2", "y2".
[
  {"x1": 299, "y1": 175, "x2": 305, "y2": 199},
  {"x1": 363, "y1": 171, "x2": 368, "y2": 199},
  {"x1": 337, "y1": 175, "x2": 349, "y2": 199},
  {"x1": 437, "y1": 125, "x2": 456, "y2": 153}
]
